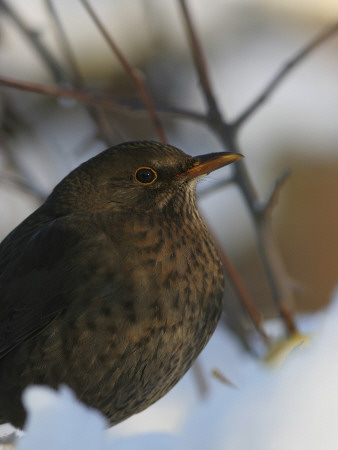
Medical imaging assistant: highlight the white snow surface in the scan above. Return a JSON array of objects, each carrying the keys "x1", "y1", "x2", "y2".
[{"x1": 3, "y1": 291, "x2": 338, "y2": 449}]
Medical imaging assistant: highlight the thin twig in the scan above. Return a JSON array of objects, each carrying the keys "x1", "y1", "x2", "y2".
[
  {"x1": 0, "y1": 0, "x2": 66, "y2": 83},
  {"x1": 202, "y1": 214, "x2": 269, "y2": 345},
  {"x1": 217, "y1": 241, "x2": 269, "y2": 345},
  {"x1": 234, "y1": 22, "x2": 338, "y2": 128},
  {"x1": 178, "y1": 0, "x2": 220, "y2": 118},
  {"x1": 178, "y1": 0, "x2": 237, "y2": 150},
  {"x1": 279, "y1": 302, "x2": 297, "y2": 335},
  {"x1": 0, "y1": 76, "x2": 130, "y2": 110},
  {"x1": 44, "y1": 0, "x2": 82, "y2": 84},
  {"x1": 79, "y1": 0, "x2": 167, "y2": 144},
  {"x1": 0, "y1": 75, "x2": 211, "y2": 123},
  {"x1": 212, "y1": 369, "x2": 237, "y2": 388},
  {"x1": 256, "y1": 168, "x2": 291, "y2": 217},
  {"x1": 44, "y1": 0, "x2": 117, "y2": 145}
]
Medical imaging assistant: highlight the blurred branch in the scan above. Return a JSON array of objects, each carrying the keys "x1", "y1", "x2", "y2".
[
  {"x1": 256, "y1": 168, "x2": 291, "y2": 217},
  {"x1": 0, "y1": 75, "x2": 211, "y2": 123},
  {"x1": 0, "y1": 0, "x2": 66, "y2": 83},
  {"x1": 219, "y1": 244, "x2": 269, "y2": 344},
  {"x1": 0, "y1": 76, "x2": 132, "y2": 110},
  {"x1": 204, "y1": 215, "x2": 269, "y2": 345},
  {"x1": 279, "y1": 302, "x2": 297, "y2": 334},
  {"x1": 212, "y1": 369, "x2": 237, "y2": 388},
  {"x1": 179, "y1": 0, "x2": 296, "y2": 336},
  {"x1": 178, "y1": 0, "x2": 220, "y2": 119},
  {"x1": 233, "y1": 21, "x2": 338, "y2": 128},
  {"x1": 79, "y1": 0, "x2": 167, "y2": 144},
  {"x1": 178, "y1": 0, "x2": 234, "y2": 148},
  {"x1": 44, "y1": 0, "x2": 118, "y2": 145},
  {"x1": 0, "y1": 0, "x2": 166, "y2": 144},
  {"x1": 44, "y1": 0, "x2": 82, "y2": 85}
]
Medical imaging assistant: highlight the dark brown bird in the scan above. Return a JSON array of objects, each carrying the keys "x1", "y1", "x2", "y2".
[{"x1": 0, "y1": 141, "x2": 241, "y2": 428}]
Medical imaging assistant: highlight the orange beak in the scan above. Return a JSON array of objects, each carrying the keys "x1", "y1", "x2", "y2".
[{"x1": 176, "y1": 152, "x2": 243, "y2": 180}]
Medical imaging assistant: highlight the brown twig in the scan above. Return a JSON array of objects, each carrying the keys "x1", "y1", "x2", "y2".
[
  {"x1": 212, "y1": 369, "x2": 237, "y2": 388},
  {"x1": 0, "y1": 75, "x2": 212, "y2": 124},
  {"x1": 178, "y1": 0, "x2": 234, "y2": 148},
  {"x1": 219, "y1": 247, "x2": 269, "y2": 345},
  {"x1": 233, "y1": 21, "x2": 338, "y2": 128},
  {"x1": 257, "y1": 169, "x2": 291, "y2": 217},
  {"x1": 79, "y1": 0, "x2": 167, "y2": 144},
  {"x1": 0, "y1": 76, "x2": 131, "y2": 111},
  {"x1": 178, "y1": 0, "x2": 220, "y2": 118},
  {"x1": 44, "y1": 0, "x2": 117, "y2": 145},
  {"x1": 203, "y1": 216, "x2": 269, "y2": 345},
  {"x1": 279, "y1": 302, "x2": 297, "y2": 335}
]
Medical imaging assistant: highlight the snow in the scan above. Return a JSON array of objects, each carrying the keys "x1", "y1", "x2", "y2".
[
  {"x1": 2, "y1": 291, "x2": 337, "y2": 449},
  {"x1": 18, "y1": 386, "x2": 108, "y2": 450}
]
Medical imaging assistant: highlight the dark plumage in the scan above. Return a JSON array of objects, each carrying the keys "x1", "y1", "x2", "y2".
[{"x1": 0, "y1": 141, "x2": 241, "y2": 428}]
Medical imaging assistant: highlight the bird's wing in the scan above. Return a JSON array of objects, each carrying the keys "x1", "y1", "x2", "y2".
[{"x1": 0, "y1": 214, "x2": 118, "y2": 359}]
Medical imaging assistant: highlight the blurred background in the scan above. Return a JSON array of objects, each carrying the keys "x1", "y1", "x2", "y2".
[
  {"x1": 0, "y1": 1, "x2": 338, "y2": 339},
  {"x1": 1, "y1": 0, "x2": 338, "y2": 446}
]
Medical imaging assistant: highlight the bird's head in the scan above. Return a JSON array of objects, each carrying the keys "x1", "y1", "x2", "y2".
[{"x1": 47, "y1": 141, "x2": 242, "y2": 215}]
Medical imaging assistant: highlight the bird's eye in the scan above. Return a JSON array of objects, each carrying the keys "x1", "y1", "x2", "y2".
[{"x1": 134, "y1": 167, "x2": 157, "y2": 185}]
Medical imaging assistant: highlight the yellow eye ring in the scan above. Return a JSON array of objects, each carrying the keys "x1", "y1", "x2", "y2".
[{"x1": 134, "y1": 167, "x2": 157, "y2": 185}]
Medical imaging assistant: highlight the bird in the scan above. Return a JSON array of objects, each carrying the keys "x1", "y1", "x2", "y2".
[{"x1": 0, "y1": 141, "x2": 242, "y2": 429}]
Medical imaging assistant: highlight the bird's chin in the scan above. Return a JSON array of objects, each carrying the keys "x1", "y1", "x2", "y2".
[{"x1": 156, "y1": 181, "x2": 197, "y2": 214}]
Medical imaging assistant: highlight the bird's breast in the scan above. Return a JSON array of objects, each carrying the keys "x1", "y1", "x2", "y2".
[{"x1": 117, "y1": 211, "x2": 225, "y2": 347}]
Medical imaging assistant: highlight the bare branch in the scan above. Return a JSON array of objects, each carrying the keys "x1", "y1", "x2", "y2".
[
  {"x1": 218, "y1": 245, "x2": 269, "y2": 345},
  {"x1": 202, "y1": 216, "x2": 269, "y2": 345},
  {"x1": 256, "y1": 168, "x2": 291, "y2": 217},
  {"x1": 178, "y1": 0, "x2": 220, "y2": 118},
  {"x1": 279, "y1": 302, "x2": 297, "y2": 335},
  {"x1": 44, "y1": 0, "x2": 118, "y2": 145},
  {"x1": 44, "y1": 0, "x2": 82, "y2": 84},
  {"x1": 0, "y1": 75, "x2": 212, "y2": 124},
  {"x1": 178, "y1": 0, "x2": 298, "y2": 335},
  {"x1": 234, "y1": 22, "x2": 338, "y2": 128},
  {"x1": 0, "y1": 76, "x2": 120, "y2": 108},
  {"x1": 79, "y1": 0, "x2": 167, "y2": 143}
]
